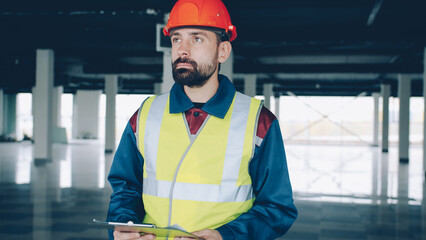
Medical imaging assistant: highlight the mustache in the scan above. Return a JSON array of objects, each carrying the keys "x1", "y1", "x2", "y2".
[{"x1": 173, "y1": 57, "x2": 198, "y2": 69}]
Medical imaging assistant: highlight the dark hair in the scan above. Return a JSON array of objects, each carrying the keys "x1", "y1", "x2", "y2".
[
  {"x1": 214, "y1": 30, "x2": 230, "y2": 45},
  {"x1": 215, "y1": 30, "x2": 230, "y2": 72}
]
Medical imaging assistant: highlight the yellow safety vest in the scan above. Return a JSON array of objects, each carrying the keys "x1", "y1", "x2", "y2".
[{"x1": 137, "y1": 91, "x2": 262, "y2": 233}]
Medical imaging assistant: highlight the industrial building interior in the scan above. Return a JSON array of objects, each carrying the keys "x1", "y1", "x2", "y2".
[{"x1": 0, "y1": 0, "x2": 425, "y2": 239}]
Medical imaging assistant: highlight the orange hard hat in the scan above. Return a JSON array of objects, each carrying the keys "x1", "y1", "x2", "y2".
[{"x1": 163, "y1": 0, "x2": 237, "y2": 42}]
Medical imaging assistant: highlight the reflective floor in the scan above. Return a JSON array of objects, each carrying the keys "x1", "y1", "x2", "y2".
[{"x1": 0, "y1": 140, "x2": 424, "y2": 240}]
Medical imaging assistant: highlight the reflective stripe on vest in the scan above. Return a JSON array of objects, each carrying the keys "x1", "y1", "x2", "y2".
[{"x1": 137, "y1": 91, "x2": 263, "y2": 231}]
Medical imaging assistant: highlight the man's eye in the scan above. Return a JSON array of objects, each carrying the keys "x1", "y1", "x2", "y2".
[
  {"x1": 172, "y1": 38, "x2": 181, "y2": 43},
  {"x1": 194, "y1": 37, "x2": 203, "y2": 42}
]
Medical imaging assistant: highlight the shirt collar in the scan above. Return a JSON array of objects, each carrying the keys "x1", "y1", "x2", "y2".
[{"x1": 169, "y1": 74, "x2": 236, "y2": 119}]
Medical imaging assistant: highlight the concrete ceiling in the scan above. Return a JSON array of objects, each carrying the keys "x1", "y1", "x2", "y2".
[{"x1": 0, "y1": 0, "x2": 425, "y2": 96}]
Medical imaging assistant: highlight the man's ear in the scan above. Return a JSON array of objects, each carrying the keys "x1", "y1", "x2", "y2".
[{"x1": 218, "y1": 41, "x2": 232, "y2": 63}]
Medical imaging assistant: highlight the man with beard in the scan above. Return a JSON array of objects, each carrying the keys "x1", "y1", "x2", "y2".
[{"x1": 106, "y1": 0, "x2": 297, "y2": 240}]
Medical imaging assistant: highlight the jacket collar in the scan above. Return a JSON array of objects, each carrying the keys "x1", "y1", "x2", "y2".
[{"x1": 169, "y1": 74, "x2": 236, "y2": 119}]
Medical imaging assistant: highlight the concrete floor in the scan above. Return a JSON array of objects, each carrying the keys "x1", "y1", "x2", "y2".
[{"x1": 0, "y1": 140, "x2": 424, "y2": 240}]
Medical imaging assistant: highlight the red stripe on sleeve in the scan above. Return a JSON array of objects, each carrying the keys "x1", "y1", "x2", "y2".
[
  {"x1": 256, "y1": 106, "x2": 277, "y2": 139},
  {"x1": 129, "y1": 110, "x2": 138, "y2": 133}
]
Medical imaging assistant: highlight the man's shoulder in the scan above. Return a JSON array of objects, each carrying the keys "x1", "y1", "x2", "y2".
[{"x1": 234, "y1": 92, "x2": 277, "y2": 141}]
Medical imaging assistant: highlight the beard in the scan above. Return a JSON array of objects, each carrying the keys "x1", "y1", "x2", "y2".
[{"x1": 172, "y1": 57, "x2": 217, "y2": 88}]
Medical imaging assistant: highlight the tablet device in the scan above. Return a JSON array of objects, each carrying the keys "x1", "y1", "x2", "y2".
[{"x1": 90, "y1": 219, "x2": 204, "y2": 239}]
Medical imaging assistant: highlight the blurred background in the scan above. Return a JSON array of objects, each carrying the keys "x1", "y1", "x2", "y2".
[{"x1": 0, "y1": 0, "x2": 425, "y2": 239}]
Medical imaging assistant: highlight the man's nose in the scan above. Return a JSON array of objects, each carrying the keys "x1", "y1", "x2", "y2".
[{"x1": 177, "y1": 40, "x2": 190, "y2": 57}]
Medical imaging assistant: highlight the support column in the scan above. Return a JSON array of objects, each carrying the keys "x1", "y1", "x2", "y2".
[
  {"x1": 398, "y1": 74, "x2": 411, "y2": 163},
  {"x1": 380, "y1": 154, "x2": 389, "y2": 203},
  {"x1": 9, "y1": 94, "x2": 16, "y2": 136},
  {"x1": 154, "y1": 82, "x2": 162, "y2": 95},
  {"x1": 378, "y1": 153, "x2": 390, "y2": 223},
  {"x1": 244, "y1": 74, "x2": 256, "y2": 97},
  {"x1": 52, "y1": 86, "x2": 63, "y2": 127},
  {"x1": 423, "y1": 46, "x2": 426, "y2": 175},
  {"x1": 221, "y1": 51, "x2": 234, "y2": 82},
  {"x1": 105, "y1": 75, "x2": 118, "y2": 153},
  {"x1": 396, "y1": 163, "x2": 410, "y2": 237},
  {"x1": 51, "y1": 86, "x2": 67, "y2": 143},
  {"x1": 31, "y1": 164, "x2": 52, "y2": 240},
  {"x1": 263, "y1": 83, "x2": 273, "y2": 109},
  {"x1": 32, "y1": 87, "x2": 36, "y2": 140},
  {"x1": 0, "y1": 89, "x2": 3, "y2": 135},
  {"x1": 72, "y1": 93, "x2": 78, "y2": 139},
  {"x1": 2, "y1": 94, "x2": 17, "y2": 138},
  {"x1": 422, "y1": 178, "x2": 426, "y2": 238},
  {"x1": 161, "y1": 51, "x2": 174, "y2": 94},
  {"x1": 275, "y1": 95, "x2": 280, "y2": 120},
  {"x1": 373, "y1": 92, "x2": 380, "y2": 146},
  {"x1": 381, "y1": 83, "x2": 390, "y2": 153},
  {"x1": 34, "y1": 49, "x2": 54, "y2": 161}
]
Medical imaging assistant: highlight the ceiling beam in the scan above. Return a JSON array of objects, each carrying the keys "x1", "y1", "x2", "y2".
[
  {"x1": 234, "y1": 63, "x2": 423, "y2": 74},
  {"x1": 367, "y1": 0, "x2": 384, "y2": 26}
]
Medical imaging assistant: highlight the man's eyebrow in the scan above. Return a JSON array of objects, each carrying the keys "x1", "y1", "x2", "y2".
[
  {"x1": 171, "y1": 31, "x2": 181, "y2": 37},
  {"x1": 170, "y1": 31, "x2": 209, "y2": 38}
]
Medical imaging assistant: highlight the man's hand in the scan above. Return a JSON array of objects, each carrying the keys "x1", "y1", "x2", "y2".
[
  {"x1": 113, "y1": 230, "x2": 156, "y2": 240},
  {"x1": 176, "y1": 229, "x2": 223, "y2": 240}
]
